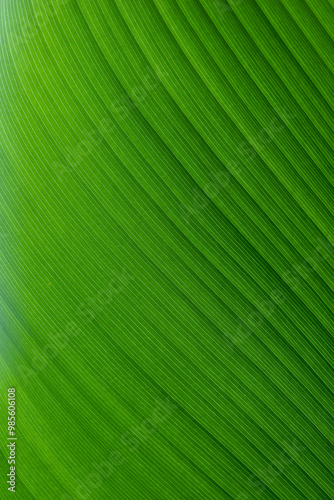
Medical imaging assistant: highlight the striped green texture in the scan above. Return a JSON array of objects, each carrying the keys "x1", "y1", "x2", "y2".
[{"x1": 0, "y1": 0, "x2": 333, "y2": 498}]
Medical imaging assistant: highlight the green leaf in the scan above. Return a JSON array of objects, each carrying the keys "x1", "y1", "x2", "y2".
[{"x1": 1, "y1": 0, "x2": 333, "y2": 498}]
